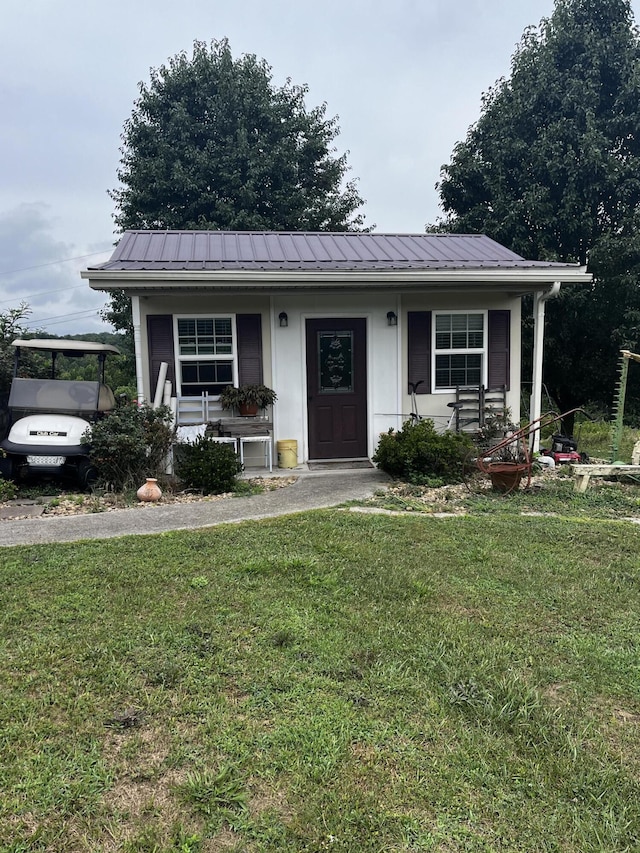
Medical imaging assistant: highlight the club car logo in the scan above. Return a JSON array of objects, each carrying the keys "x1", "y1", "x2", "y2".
[{"x1": 29, "y1": 430, "x2": 67, "y2": 437}]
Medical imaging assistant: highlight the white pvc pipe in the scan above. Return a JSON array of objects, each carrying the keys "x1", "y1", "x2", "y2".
[
  {"x1": 163, "y1": 379, "x2": 172, "y2": 407},
  {"x1": 153, "y1": 362, "x2": 168, "y2": 409},
  {"x1": 132, "y1": 296, "x2": 145, "y2": 405}
]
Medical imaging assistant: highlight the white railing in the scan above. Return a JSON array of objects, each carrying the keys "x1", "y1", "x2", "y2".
[{"x1": 175, "y1": 393, "x2": 224, "y2": 425}]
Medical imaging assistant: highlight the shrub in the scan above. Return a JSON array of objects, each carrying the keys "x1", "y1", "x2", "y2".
[
  {"x1": 0, "y1": 476, "x2": 17, "y2": 501},
  {"x1": 82, "y1": 403, "x2": 173, "y2": 491},
  {"x1": 174, "y1": 436, "x2": 242, "y2": 494},
  {"x1": 373, "y1": 418, "x2": 473, "y2": 486}
]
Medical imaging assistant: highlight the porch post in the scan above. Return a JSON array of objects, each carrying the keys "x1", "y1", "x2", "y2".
[
  {"x1": 529, "y1": 282, "x2": 560, "y2": 452},
  {"x1": 131, "y1": 295, "x2": 145, "y2": 405}
]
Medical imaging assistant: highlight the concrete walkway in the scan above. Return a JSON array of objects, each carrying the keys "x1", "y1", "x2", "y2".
[{"x1": 0, "y1": 468, "x2": 390, "y2": 547}]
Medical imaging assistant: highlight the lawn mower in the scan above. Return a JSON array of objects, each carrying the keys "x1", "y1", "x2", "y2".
[{"x1": 540, "y1": 432, "x2": 587, "y2": 466}]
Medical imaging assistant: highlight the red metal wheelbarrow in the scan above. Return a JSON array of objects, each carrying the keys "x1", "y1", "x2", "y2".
[{"x1": 468, "y1": 408, "x2": 586, "y2": 495}]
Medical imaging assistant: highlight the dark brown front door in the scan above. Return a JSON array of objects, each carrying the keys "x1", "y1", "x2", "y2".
[{"x1": 306, "y1": 318, "x2": 368, "y2": 459}]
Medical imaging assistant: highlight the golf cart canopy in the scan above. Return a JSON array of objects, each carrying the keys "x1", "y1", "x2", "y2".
[
  {"x1": 11, "y1": 339, "x2": 121, "y2": 356},
  {"x1": 7, "y1": 339, "x2": 120, "y2": 413}
]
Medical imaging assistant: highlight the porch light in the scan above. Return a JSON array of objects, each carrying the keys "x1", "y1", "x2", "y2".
[
  {"x1": 279, "y1": 311, "x2": 288, "y2": 327},
  {"x1": 387, "y1": 311, "x2": 398, "y2": 327}
]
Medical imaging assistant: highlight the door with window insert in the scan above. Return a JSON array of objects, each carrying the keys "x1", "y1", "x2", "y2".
[{"x1": 305, "y1": 318, "x2": 367, "y2": 459}]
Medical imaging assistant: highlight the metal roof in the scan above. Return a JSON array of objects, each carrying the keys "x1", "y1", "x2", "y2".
[{"x1": 89, "y1": 230, "x2": 581, "y2": 273}]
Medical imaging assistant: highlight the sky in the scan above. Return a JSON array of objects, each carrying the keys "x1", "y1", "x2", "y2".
[{"x1": 1, "y1": 0, "x2": 632, "y2": 335}]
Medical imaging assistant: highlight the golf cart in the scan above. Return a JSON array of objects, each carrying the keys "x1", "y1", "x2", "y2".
[{"x1": 1, "y1": 338, "x2": 121, "y2": 486}]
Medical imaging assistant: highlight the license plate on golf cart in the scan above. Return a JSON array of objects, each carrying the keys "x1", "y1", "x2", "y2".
[{"x1": 27, "y1": 455, "x2": 66, "y2": 466}]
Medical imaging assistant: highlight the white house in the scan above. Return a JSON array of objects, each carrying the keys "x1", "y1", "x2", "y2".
[{"x1": 82, "y1": 230, "x2": 591, "y2": 464}]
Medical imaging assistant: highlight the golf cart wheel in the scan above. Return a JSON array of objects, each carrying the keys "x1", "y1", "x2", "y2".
[{"x1": 77, "y1": 459, "x2": 98, "y2": 489}]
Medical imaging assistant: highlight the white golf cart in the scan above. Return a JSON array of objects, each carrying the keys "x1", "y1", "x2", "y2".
[{"x1": 1, "y1": 338, "x2": 121, "y2": 486}]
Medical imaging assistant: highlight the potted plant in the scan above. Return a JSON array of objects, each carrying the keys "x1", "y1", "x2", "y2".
[
  {"x1": 219, "y1": 384, "x2": 277, "y2": 417},
  {"x1": 485, "y1": 429, "x2": 530, "y2": 493},
  {"x1": 467, "y1": 408, "x2": 530, "y2": 493}
]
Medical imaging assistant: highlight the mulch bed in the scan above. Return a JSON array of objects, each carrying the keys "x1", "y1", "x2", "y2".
[{"x1": 2, "y1": 477, "x2": 298, "y2": 519}]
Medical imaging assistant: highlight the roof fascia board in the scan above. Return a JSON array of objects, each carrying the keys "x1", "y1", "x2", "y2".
[{"x1": 83, "y1": 267, "x2": 591, "y2": 290}]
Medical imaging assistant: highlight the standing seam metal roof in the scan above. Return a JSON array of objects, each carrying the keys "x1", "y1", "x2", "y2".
[{"x1": 88, "y1": 230, "x2": 582, "y2": 272}]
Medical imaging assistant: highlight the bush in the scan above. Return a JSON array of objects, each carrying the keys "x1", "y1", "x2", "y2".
[
  {"x1": 373, "y1": 418, "x2": 473, "y2": 486},
  {"x1": 0, "y1": 475, "x2": 17, "y2": 501},
  {"x1": 174, "y1": 436, "x2": 243, "y2": 494},
  {"x1": 83, "y1": 403, "x2": 173, "y2": 491}
]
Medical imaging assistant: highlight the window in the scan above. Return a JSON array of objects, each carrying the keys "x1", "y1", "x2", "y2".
[
  {"x1": 318, "y1": 331, "x2": 354, "y2": 393},
  {"x1": 434, "y1": 312, "x2": 485, "y2": 390},
  {"x1": 176, "y1": 316, "x2": 236, "y2": 395}
]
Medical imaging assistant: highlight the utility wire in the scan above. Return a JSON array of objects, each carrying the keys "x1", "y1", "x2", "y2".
[
  {"x1": 0, "y1": 283, "x2": 88, "y2": 306},
  {"x1": 34, "y1": 315, "x2": 107, "y2": 330},
  {"x1": 0, "y1": 248, "x2": 113, "y2": 331},
  {"x1": 0, "y1": 249, "x2": 112, "y2": 277},
  {"x1": 37, "y1": 318, "x2": 106, "y2": 330},
  {"x1": 31, "y1": 307, "x2": 105, "y2": 326}
]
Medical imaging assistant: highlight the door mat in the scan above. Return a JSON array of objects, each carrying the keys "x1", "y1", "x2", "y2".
[{"x1": 307, "y1": 460, "x2": 375, "y2": 471}]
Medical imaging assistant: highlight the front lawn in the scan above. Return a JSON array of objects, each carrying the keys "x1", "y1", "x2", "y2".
[{"x1": 1, "y1": 509, "x2": 640, "y2": 851}]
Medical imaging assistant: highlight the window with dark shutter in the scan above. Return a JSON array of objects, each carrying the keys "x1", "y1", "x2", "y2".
[
  {"x1": 167, "y1": 312, "x2": 264, "y2": 396},
  {"x1": 175, "y1": 316, "x2": 235, "y2": 395},
  {"x1": 487, "y1": 310, "x2": 510, "y2": 390},
  {"x1": 433, "y1": 312, "x2": 484, "y2": 389},
  {"x1": 407, "y1": 311, "x2": 431, "y2": 394}
]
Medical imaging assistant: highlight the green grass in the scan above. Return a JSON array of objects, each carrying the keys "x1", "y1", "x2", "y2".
[
  {"x1": 1, "y1": 508, "x2": 640, "y2": 851},
  {"x1": 463, "y1": 473, "x2": 640, "y2": 518}
]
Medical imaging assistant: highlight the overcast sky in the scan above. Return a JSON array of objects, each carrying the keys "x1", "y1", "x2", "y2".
[{"x1": 2, "y1": 0, "x2": 634, "y2": 334}]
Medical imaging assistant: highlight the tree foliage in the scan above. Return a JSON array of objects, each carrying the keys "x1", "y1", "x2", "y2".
[
  {"x1": 110, "y1": 38, "x2": 365, "y2": 234},
  {"x1": 105, "y1": 38, "x2": 367, "y2": 335},
  {"x1": 0, "y1": 304, "x2": 53, "y2": 399},
  {"x1": 0, "y1": 303, "x2": 32, "y2": 397},
  {"x1": 55, "y1": 331, "x2": 136, "y2": 392},
  {"x1": 0, "y1": 303, "x2": 46, "y2": 438},
  {"x1": 434, "y1": 0, "x2": 640, "y2": 419}
]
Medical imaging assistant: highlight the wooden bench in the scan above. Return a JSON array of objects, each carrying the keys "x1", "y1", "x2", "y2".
[
  {"x1": 217, "y1": 417, "x2": 273, "y2": 471},
  {"x1": 571, "y1": 464, "x2": 640, "y2": 492},
  {"x1": 216, "y1": 417, "x2": 272, "y2": 438}
]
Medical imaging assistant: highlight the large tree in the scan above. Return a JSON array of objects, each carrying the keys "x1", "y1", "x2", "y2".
[
  {"x1": 106, "y1": 38, "x2": 366, "y2": 335},
  {"x1": 110, "y1": 38, "x2": 365, "y2": 234},
  {"x1": 435, "y1": 0, "x2": 640, "y2": 422}
]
